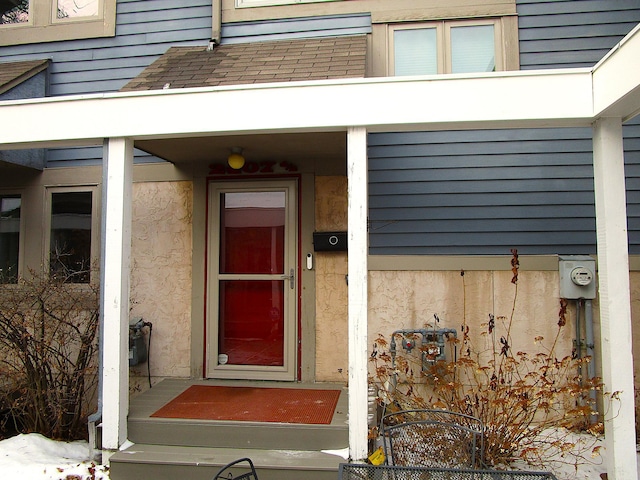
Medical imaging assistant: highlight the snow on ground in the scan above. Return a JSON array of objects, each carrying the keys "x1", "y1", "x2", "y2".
[
  {"x1": 508, "y1": 428, "x2": 609, "y2": 480},
  {"x1": 0, "y1": 433, "x2": 109, "y2": 479},
  {"x1": 0, "y1": 430, "x2": 638, "y2": 479}
]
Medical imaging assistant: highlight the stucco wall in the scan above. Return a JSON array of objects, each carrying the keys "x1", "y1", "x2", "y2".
[
  {"x1": 129, "y1": 181, "x2": 193, "y2": 390},
  {"x1": 369, "y1": 270, "x2": 576, "y2": 365}
]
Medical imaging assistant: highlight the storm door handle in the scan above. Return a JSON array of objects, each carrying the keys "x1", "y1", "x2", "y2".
[{"x1": 281, "y1": 268, "x2": 295, "y2": 289}]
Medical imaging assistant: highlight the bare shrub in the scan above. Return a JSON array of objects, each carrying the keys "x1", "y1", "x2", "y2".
[
  {"x1": 370, "y1": 250, "x2": 603, "y2": 467},
  {"x1": 0, "y1": 270, "x2": 99, "y2": 440}
]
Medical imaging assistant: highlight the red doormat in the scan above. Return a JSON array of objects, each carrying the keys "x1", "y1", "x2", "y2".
[{"x1": 150, "y1": 385, "x2": 341, "y2": 424}]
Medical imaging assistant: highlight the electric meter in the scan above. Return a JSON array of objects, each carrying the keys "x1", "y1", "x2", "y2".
[
  {"x1": 570, "y1": 267, "x2": 593, "y2": 286},
  {"x1": 558, "y1": 256, "x2": 597, "y2": 299}
]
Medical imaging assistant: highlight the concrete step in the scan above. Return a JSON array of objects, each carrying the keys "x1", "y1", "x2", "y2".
[
  {"x1": 109, "y1": 444, "x2": 346, "y2": 480},
  {"x1": 128, "y1": 416, "x2": 349, "y2": 450}
]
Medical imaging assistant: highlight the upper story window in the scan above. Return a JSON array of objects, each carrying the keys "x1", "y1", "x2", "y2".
[
  {"x1": 390, "y1": 19, "x2": 503, "y2": 76},
  {"x1": 236, "y1": 0, "x2": 333, "y2": 7},
  {"x1": 0, "y1": 0, "x2": 115, "y2": 46},
  {"x1": 0, "y1": 195, "x2": 21, "y2": 284},
  {"x1": 57, "y1": 0, "x2": 99, "y2": 19}
]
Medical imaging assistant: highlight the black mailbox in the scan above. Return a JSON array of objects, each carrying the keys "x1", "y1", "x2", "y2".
[{"x1": 313, "y1": 231, "x2": 348, "y2": 251}]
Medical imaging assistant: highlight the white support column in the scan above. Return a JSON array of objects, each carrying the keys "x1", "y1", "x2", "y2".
[
  {"x1": 100, "y1": 138, "x2": 133, "y2": 456},
  {"x1": 347, "y1": 126, "x2": 369, "y2": 462},
  {"x1": 592, "y1": 117, "x2": 638, "y2": 480}
]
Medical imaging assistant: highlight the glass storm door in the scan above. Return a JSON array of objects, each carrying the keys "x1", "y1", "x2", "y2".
[{"x1": 207, "y1": 180, "x2": 297, "y2": 380}]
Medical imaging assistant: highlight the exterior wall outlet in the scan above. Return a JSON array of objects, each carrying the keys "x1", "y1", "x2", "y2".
[{"x1": 558, "y1": 255, "x2": 597, "y2": 299}]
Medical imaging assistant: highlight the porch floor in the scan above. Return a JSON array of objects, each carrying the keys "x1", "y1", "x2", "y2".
[
  {"x1": 128, "y1": 378, "x2": 348, "y2": 426},
  {"x1": 109, "y1": 378, "x2": 349, "y2": 480}
]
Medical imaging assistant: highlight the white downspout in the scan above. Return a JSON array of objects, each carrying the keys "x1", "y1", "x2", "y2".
[
  {"x1": 211, "y1": 0, "x2": 222, "y2": 46},
  {"x1": 584, "y1": 299, "x2": 597, "y2": 418}
]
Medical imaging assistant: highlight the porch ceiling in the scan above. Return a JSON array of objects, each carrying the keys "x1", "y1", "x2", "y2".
[
  {"x1": 0, "y1": 158, "x2": 42, "y2": 173},
  {"x1": 134, "y1": 131, "x2": 346, "y2": 165}
]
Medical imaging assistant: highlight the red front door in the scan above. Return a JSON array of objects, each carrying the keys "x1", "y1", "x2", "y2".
[{"x1": 207, "y1": 180, "x2": 297, "y2": 380}]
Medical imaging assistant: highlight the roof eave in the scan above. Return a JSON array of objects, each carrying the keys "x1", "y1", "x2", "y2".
[{"x1": 0, "y1": 69, "x2": 597, "y2": 150}]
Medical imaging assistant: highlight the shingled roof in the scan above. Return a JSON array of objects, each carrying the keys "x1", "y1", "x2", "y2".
[
  {"x1": 121, "y1": 35, "x2": 367, "y2": 92},
  {"x1": 0, "y1": 59, "x2": 49, "y2": 95}
]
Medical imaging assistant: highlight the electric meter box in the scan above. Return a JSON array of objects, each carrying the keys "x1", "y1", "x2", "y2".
[{"x1": 558, "y1": 255, "x2": 597, "y2": 300}]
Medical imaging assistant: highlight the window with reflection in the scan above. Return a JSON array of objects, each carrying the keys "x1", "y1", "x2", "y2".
[
  {"x1": 220, "y1": 191, "x2": 285, "y2": 275},
  {"x1": 450, "y1": 24, "x2": 496, "y2": 73},
  {"x1": 50, "y1": 191, "x2": 92, "y2": 283},
  {"x1": 57, "y1": 0, "x2": 98, "y2": 19},
  {"x1": 218, "y1": 190, "x2": 287, "y2": 366},
  {"x1": 0, "y1": 0, "x2": 28, "y2": 24},
  {"x1": 0, "y1": 0, "x2": 115, "y2": 46},
  {"x1": 391, "y1": 19, "x2": 501, "y2": 76},
  {"x1": 0, "y1": 195, "x2": 20, "y2": 283}
]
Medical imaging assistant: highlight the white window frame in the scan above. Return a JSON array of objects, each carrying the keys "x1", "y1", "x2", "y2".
[
  {"x1": 236, "y1": 0, "x2": 334, "y2": 8},
  {"x1": 389, "y1": 18, "x2": 504, "y2": 76},
  {"x1": 44, "y1": 185, "x2": 99, "y2": 284},
  {"x1": 0, "y1": 0, "x2": 115, "y2": 46}
]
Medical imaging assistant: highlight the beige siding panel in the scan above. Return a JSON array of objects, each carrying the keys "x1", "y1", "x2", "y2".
[
  {"x1": 222, "y1": 0, "x2": 517, "y2": 24},
  {"x1": 502, "y1": 14, "x2": 520, "y2": 70},
  {"x1": 631, "y1": 271, "x2": 640, "y2": 381},
  {"x1": 369, "y1": 255, "x2": 561, "y2": 272},
  {"x1": 315, "y1": 176, "x2": 348, "y2": 382},
  {"x1": 369, "y1": 23, "x2": 389, "y2": 77}
]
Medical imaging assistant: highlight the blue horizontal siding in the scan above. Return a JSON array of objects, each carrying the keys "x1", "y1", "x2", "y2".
[
  {"x1": 0, "y1": 0, "x2": 211, "y2": 167},
  {"x1": 371, "y1": 204, "x2": 597, "y2": 220},
  {"x1": 625, "y1": 119, "x2": 640, "y2": 253},
  {"x1": 517, "y1": 0, "x2": 640, "y2": 69},
  {"x1": 518, "y1": 10, "x2": 640, "y2": 28},
  {"x1": 513, "y1": 2, "x2": 640, "y2": 254},
  {"x1": 516, "y1": 0, "x2": 640, "y2": 14},
  {"x1": 370, "y1": 191, "x2": 596, "y2": 209},
  {"x1": 0, "y1": 1, "x2": 212, "y2": 95},
  {"x1": 369, "y1": 121, "x2": 640, "y2": 255},
  {"x1": 45, "y1": 146, "x2": 155, "y2": 168},
  {"x1": 371, "y1": 174, "x2": 593, "y2": 189},
  {"x1": 370, "y1": 232, "x2": 596, "y2": 247},
  {"x1": 519, "y1": 36, "x2": 626, "y2": 54},
  {"x1": 221, "y1": 13, "x2": 372, "y2": 44}
]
